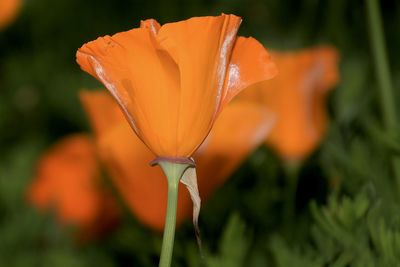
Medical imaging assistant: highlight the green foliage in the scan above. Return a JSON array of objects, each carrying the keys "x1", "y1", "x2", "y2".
[
  {"x1": 271, "y1": 190, "x2": 400, "y2": 267},
  {"x1": 204, "y1": 214, "x2": 251, "y2": 267}
]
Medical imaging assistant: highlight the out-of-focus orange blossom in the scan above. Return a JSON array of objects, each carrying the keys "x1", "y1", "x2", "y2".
[
  {"x1": 240, "y1": 46, "x2": 339, "y2": 161},
  {"x1": 80, "y1": 90, "x2": 274, "y2": 231},
  {"x1": 28, "y1": 134, "x2": 119, "y2": 239},
  {"x1": 0, "y1": 0, "x2": 22, "y2": 30}
]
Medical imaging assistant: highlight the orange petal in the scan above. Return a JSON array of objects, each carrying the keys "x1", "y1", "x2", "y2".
[
  {"x1": 140, "y1": 19, "x2": 161, "y2": 35},
  {"x1": 239, "y1": 46, "x2": 339, "y2": 160},
  {"x1": 95, "y1": 101, "x2": 274, "y2": 231},
  {"x1": 77, "y1": 15, "x2": 279, "y2": 159},
  {"x1": 85, "y1": 92, "x2": 274, "y2": 231},
  {"x1": 97, "y1": 122, "x2": 192, "y2": 231},
  {"x1": 27, "y1": 134, "x2": 118, "y2": 229},
  {"x1": 79, "y1": 90, "x2": 125, "y2": 137},
  {"x1": 194, "y1": 100, "x2": 275, "y2": 199},
  {"x1": 0, "y1": 0, "x2": 22, "y2": 30},
  {"x1": 156, "y1": 14, "x2": 242, "y2": 156},
  {"x1": 219, "y1": 36, "x2": 278, "y2": 109},
  {"x1": 76, "y1": 27, "x2": 181, "y2": 156},
  {"x1": 312, "y1": 46, "x2": 339, "y2": 92},
  {"x1": 81, "y1": 90, "x2": 192, "y2": 230}
]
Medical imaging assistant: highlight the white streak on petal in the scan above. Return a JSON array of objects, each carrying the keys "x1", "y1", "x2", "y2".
[
  {"x1": 149, "y1": 23, "x2": 157, "y2": 35},
  {"x1": 215, "y1": 28, "x2": 239, "y2": 111},
  {"x1": 227, "y1": 63, "x2": 241, "y2": 91},
  {"x1": 88, "y1": 55, "x2": 140, "y2": 134}
]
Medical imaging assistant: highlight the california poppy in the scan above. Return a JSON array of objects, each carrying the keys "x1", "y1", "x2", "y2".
[
  {"x1": 80, "y1": 90, "x2": 274, "y2": 231},
  {"x1": 77, "y1": 15, "x2": 277, "y2": 265},
  {"x1": 0, "y1": 0, "x2": 22, "y2": 30},
  {"x1": 240, "y1": 46, "x2": 339, "y2": 161},
  {"x1": 28, "y1": 134, "x2": 119, "y2": 238},
  {"x1": 76, "y1": 14, "x2": 277, "y2": 159}
]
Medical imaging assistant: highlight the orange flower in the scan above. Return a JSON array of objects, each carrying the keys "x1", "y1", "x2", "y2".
[
  {"x1": 80, "y1": 90, "x2": 274, "y2": 231},
  {"x1": 76, "y1": 14, "x2": 277, "y2": 159},
  {"x1": 28, "y1": 134, "x2": 119, "y2": 237},
  {"x1": 240, "y1": 46, "x2": 339, "y2": 161},
  {"x1": 0, "y1": 0, "x2": 22, "y2": 30}
]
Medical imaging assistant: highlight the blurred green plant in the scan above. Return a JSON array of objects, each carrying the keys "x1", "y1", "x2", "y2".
[{"x1": 271, "y1": 189, "x2": 400, "y2": 267}]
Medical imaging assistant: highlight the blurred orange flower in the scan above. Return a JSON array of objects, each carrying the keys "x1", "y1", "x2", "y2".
[
  {"x1": 80, "y1": 90, "x2": 274, "y2": 231},
  {"x1": 240, "y1": 46, "x2": 339, "y2": 161},
  {"x1": 76, "y1": 14, "x2": 277, "y2": 159},
  {"x1": 0, "y1": 0, "x2": 22, "y2": 30},
  {"x1": 28, "y1": 134, "x2": 119, "y2": 237}
]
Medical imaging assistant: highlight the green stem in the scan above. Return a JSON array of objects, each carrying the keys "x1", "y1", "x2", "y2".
[
  {"x1": 366, "y1": 0, "x2": 400, "y2": 191},
  {"x1": 157, "y1": 161, "x2": 192, "y2": 267}
]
